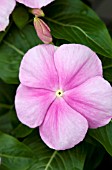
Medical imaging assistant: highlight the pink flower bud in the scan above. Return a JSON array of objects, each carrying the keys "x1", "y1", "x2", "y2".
[
  {"x1": 34, "y1": 17, "x2": 52, "y2": 44},
  {"x1": 30, "y1": 8, "x2": 45, "y2": 17}
]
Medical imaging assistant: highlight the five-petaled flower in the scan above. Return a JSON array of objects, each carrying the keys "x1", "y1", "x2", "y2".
[
  {"x1": 0, "y1": 0, "x2": 54, "y2": 31},
  {"x1": 15, "y1": 44, "x2": 112, "y2": 150}
]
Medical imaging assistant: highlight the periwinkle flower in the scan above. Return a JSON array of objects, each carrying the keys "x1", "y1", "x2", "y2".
[{"x1": 15, "y1": 44, "x2": 112, "y2": 150}]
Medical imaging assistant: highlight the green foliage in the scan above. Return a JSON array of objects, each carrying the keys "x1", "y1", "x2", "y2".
[
  {"x1": 0, "y1": 23, "x2": 12, "y2": 43},
  {"x1": 0, "y1": 131, "x2": 34, "y2": 170},
  {"x1": 89, "y1": 121, "x2": 112, "y2": 156},
  {"x1": 12, "y1": 124, "x2": 33, "y2": 138},
  {"x1": 0, "y1": 164, "x2": 10, "y2": 170},
  {"x1": 45, "y1": 0, "x2": 112, "y2": 58},
  {"x1": 83, "y1": 144, "x2": 105, "y2": 170},
  {"x1": 12, "y1": 6, "x2": 29, "y2": 29},
  {"x1": 0, "y1": 80, "x2": 17, "y2": 133},
  {"x1": 99, "y1": 55, "x2": 112, "y2": 82}
]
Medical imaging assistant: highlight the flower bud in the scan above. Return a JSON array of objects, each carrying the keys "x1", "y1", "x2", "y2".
[
  {"x1": 34, "y1": 17, "x2": 52, "y2": 44},
  {"x1": 30, "y1": 8, "x2": 45, "y2": 17}
]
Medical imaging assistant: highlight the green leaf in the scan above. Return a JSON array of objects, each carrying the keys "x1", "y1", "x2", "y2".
[
  {"x1": 99, "y1": 56, "x2": 112, "y2": 82},
  {"x1": 0, "y1": 111, "x2": 13, "y2": 133},
  {"x1": 0, "y1": 80, "x2": 16, "y2": 115},
  {"x1": 84, "y1": 144, "x2": 105, "y2": 170},
  {"x1": 0, "y1": 23, "x2": 11, "y2": 43},
  {"x1": 24, "y1": 131, "x2": 88, "y2": 170},
  {"x1": 45, "y1": 0, "x2": 112, "y2": 58},
  {"x1": 12, "y1": 124, "x2": 33, "y2": 138},
  {"x1": 0, "y1": 31, "x2": 7, "y2": 43},
  {"x1": 103, "y1": 67, "x2": 112, "y2": 82},
  {"x1": 89, "y1": 121, "x2": 112, "y2": 156},
  {"x1": 0, "y1": 80, "x2": 18, "y2": 133},
  {"x1": 0, "y1": 164, "x2": 10, "y2": 170},
  {"x1": 0, "y1": 25, "x2": 42, "y2": 84},
  {"x1": 12, "y1": 6, "x2": 29, "y2": 29},
  {"x1": 0, "y1": 132, "x2": 34, "y2": 170}
]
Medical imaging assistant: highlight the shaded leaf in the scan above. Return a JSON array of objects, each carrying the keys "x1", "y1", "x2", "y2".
[
  {"x1": 0, "y1": 132, "x2": 34, "y2": 170},
  {"x1": 0, "y1": 164, "x2": 10, "y2": 170},
  {"x1": 0, "y1": 111, "x2": 13, "y2": 133},
  {"x1": 0, "y1": 80, "x2": 18, "y2": 133},
  {"x1": 0, "y1": 23, "x2": 12, "y2": 43},
  {"x1": 12, "y1": 6, "x2": 29, "y2": 29},
  {"x1": 99, "y1": 55, "x2": 112, "y2": 82},
  {"x1": 84, "y1": 144, "x2": 105, "y2": 170},
  {"x1": 12, "y1": 124, "x2": 33, "y2": 138},
  {"x1": 89, "y1": 121, "x2": 112, "y2": 156},
  {"x1": 0, "y1": 79, "x2": 16, "y2": 115}
]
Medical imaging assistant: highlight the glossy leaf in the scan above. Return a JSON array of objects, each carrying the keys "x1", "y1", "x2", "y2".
[
  {"x1": 45, "y1": 0, "x2": 112, "y2": 58},
  {"x1": 0, "y1": 132, "x2": 34, "y2": 170},
  {"x1": 12, "y1": 124, "x2": 33, "y2": 138},
  {"x1": 89, "y1": 121, "x2": 112, "y2": 156},
  {"x1": 12, "y1": 6, "x2": 29, "y2": 29}
]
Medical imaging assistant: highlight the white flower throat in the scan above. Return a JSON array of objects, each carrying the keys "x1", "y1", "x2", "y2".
[{"x1": 56, "y1": 90, "x2": 64, "y2": 97}]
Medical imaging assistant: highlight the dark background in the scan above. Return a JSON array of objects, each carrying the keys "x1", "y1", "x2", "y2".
[
  {"x1": 83, "y1": 0, "x2": 112, "y2": 169},
  {"x1": 89, "y1": 0, "x2": 112, "y2": 24},
  {"x1": 84, "y1": 0, "x2": 112, "y2": 25}
]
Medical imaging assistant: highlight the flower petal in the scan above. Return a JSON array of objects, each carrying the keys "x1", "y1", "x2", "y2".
[
  {"x1": 64, "y1": 76, "x2": 112, "y2": 128},
  {"x1": 54, "y1": 44, "x2": 102, "y2": 91},
  {"x1": 15, "y1": 84, "x2": 55, "y2": 128},
  {"x1": 16, "y1": 0, "x2": 54, "y2": 8},
  {"x1": 19, "y1": 44, "x2": 58, "y2": 90},
  {"x1": 0, "y1": 0, "x2": 16, "y2": 31},
  {"x1": 40, "y1": 98, "x2": 88, "y2": 150}
]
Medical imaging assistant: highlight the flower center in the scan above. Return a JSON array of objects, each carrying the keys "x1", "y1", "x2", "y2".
[{"x1": 56, "y1": 89, "x2": 64, "y2": 97}]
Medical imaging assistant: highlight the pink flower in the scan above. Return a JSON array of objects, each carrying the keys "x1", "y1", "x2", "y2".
[
  {"x1": 0, "y1": 0, "x2": 16, "y2": 31},
  {"x1": 16, "y1": 0, "x2": 54, "y2": 8},
  {"x1": 0, "y1": 0, "x2": 54, "y2": 31},
  {"x1": 34, "y1": 17, "x2": 52, "y2": 44},
  {"x1": 15, "y1": 44, "x2": 112, "y2": 150}
]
